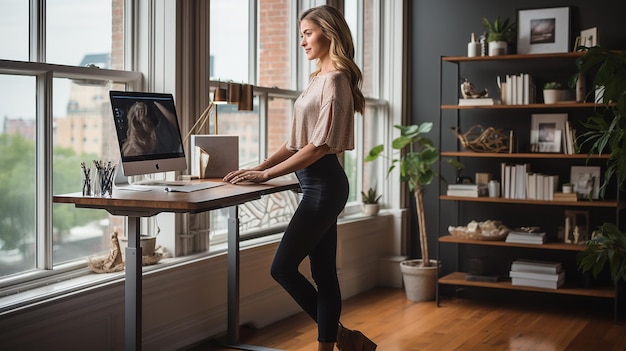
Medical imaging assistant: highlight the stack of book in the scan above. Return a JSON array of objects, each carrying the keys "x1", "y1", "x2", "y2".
[
  {"x1": 500, "y1": 162, "x2": 560, "y2": 200},
  {"x1": 525, "y1": 172, "x2": 559, "y2": 201},
  {"x1": 509, "y1": 259, "x2": 564, "y2": 289},
  {"x1": 553, "y1": 192, "x2": 577, "y2": 202},
  {"x1": 446, "y1": 184, "x2": 488, "y2": 197},
  {"x1": 505, "y1": 227, "x2": 546, "y2": 244},
  {"x1": 503, "y1": 73, "x2": 536, "y2": 105},
  {"x1": 458, "y1": 98, "x2": 501, "y2": 106}
]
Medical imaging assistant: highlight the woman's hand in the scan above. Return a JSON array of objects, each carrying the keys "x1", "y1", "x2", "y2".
[{"x1": 223, "y1": 169, "x2": 268, "y2": 184}]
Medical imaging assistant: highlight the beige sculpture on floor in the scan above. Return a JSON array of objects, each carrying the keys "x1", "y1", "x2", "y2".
[{"x1": 88, "y1": 232, "x2": 125, "y2": 273}]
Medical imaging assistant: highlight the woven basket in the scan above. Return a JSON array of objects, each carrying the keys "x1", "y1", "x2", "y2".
[{"x1": 448, "y1": 220, "x2": 509, "y2": 241}]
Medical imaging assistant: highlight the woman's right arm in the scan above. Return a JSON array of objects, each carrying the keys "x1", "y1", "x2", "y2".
[
  {"x1": 223, "y1": 141, "x2": 294, "y2": 182},
  {"x1": 252, "y1": 141, "x2": 294, "y2": 171}
]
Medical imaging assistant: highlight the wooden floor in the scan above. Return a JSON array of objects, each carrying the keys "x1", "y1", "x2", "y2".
[{"x1": 183, "y1": 287, "x2": 626, "y2": 351}]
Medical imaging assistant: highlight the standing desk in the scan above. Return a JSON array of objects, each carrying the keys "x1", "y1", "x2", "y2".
[{"x1": 54, "y1": 179, "x2": 300, "y2": 351}]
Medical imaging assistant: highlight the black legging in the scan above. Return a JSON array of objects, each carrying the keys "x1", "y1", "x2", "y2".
[{"x1": 270, "y1": 154, "x2": 349, "y2": 343}]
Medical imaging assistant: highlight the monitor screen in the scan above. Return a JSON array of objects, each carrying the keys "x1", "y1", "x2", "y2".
[{"x1": 109, "y1": 90, "x2": 187, "y2": 177}]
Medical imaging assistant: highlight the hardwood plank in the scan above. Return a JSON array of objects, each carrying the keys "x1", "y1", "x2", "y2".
[{"x1": 182, "y1": 287, "x2": 626, "y2": 351}]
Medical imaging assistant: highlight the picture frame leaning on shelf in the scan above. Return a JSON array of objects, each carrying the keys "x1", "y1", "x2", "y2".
[
  {"x1": 570, "y1": 165, "x2": 601, "y2": 200},
  {"x1": 530, "y1": 113, "x2": 567, "y2": 153}
]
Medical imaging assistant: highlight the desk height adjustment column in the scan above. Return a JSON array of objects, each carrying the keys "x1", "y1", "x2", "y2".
[
  {"x1": 125, "y1": 216, "x2": 143, "y2": 351},
  {"x1": 222, "y1": 205, "x2": 282, "y2": 351}
]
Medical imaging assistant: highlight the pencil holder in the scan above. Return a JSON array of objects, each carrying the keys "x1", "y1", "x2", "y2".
[
  {"x1": 92, "y1": 160, "x2": 116, "y2": 197},
  {"x1": 80, "y1": 163, "x2": 93, "y2": 196}
]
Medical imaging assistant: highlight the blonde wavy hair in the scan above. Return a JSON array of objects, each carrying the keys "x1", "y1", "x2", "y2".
[{"x1": 300, "y1": 5, "x2": 365, "y2": 114}]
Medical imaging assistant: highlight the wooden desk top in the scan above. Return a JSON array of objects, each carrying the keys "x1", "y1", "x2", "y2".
[{"x1": 53, "y1": 178, "x2": 300, "y2": 217}]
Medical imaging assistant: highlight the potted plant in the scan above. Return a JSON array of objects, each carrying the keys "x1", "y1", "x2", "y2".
[
  {"x1": 561, "y1": 182, "x2": 574, "y2": 194},
  {"x1": 577, "y1": 223, "x2": 626, "y2": 321},
  {"x1": 482, "y1": 16, "x2": 516, "y2": 56},
  {"x1": 361, "y1": 186, "x2": 382, "y2": 216},
  {"x1": 543, "y1": 81, "x2": 563, "y2": 104},
  {"x1": 572, "y1": 47, "x2": 626, "y2": 320},
  {"x1": 366, "y1": 123, "x2": 460, "y2": 301}
]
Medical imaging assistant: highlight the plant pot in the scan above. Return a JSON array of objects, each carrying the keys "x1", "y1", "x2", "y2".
[
  {"x1": 488, "y1": 41, "x2": 507, "y2": 56},
  {"x1": 543, "y1": 89, "x2": 562, "y2": 104},
  {"x1": 400, "y1": 259, "x2": 440, "y2": 302},
  {"x1": 119, "y1": 235, "x2": 157, "y2": 261},
  {"x1": 361, "y1": 203, "x2": 380, "y2": 216}
]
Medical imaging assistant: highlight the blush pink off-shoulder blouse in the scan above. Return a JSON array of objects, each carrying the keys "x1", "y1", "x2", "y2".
[{"x1": 287, "y1": 70, "x2": 355, "y2": 154}]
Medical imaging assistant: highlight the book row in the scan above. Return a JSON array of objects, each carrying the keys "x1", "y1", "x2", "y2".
[{"x1": 510, "y1": 259, "x2": 564, "y2": 289}]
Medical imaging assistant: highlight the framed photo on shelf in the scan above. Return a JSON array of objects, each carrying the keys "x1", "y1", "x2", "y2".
[
  {"x1": 563, "y1": 210, "x2": 590, "y2": 244},
  {"x1": 579, "y1": 27, "x2": 598, "y2": 48},
  {"x1": 570, "y1": 166, "x2": 601, "y2": 199},
  {"x1": 517, "y1": 6, "x2": 571, "y2": 54},
  {"x1": 530, "y1": 113, "x2": 567, "y2": 153}
]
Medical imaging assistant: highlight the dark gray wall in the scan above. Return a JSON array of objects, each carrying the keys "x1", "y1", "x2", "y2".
[{"x1": 410, "y1": 1, "x2": 626, "y2": 272}]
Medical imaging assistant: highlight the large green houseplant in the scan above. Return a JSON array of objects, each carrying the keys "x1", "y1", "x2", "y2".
[
  {"x1": 366, "y1": 123, "x2": 439, "y2": 269},
  {"x1": 572, "y1": 47, "x2": 626, "y2": 313},
  {"x1": 366, "y1": 123, "x2": 445, "y2": 301}
]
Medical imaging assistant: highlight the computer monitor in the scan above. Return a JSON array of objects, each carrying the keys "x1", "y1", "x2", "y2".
[{"x1": 110, "y1": 90, "x2": 187, "y2": 177}]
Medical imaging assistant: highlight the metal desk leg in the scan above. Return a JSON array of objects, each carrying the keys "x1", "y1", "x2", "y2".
[
  {"x1": 221, "y1": 206, "x2": 281, "y2": 351},
  {"x1": 125, "y1": 216, "x2": 143, "y2": 351}
]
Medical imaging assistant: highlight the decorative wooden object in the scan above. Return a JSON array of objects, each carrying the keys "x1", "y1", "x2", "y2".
[{"x1": 451, "y1": 125, "x2": 510, "y2": 153}]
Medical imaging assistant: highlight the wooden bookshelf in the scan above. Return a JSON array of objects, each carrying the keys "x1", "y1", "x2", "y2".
[
  {"x1": 439, "y1": 235, "x2": 584, "y2": 251},
  {"x1": 439, "y1": 272, "x2": 615, "y2": 298},
  {"x1": 438, "y1": 51, "x2": 623, "y2": 318},
  {"x1": 439, "y1": 196, "x2": 622, "y2": 208},
  {"x1": 440, "y1": 151, "x2": 610, "y2": 159},
  {"x1": 441, "y1": 102, "x2": 602, "y2": 109},
  {"x1": 441, "y1": 52, "x2": 585, "y2": 63}
]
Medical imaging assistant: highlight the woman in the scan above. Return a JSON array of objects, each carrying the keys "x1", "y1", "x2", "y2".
[{"x1": 224, "y1": 5, "x2": 375, "y2": 351}]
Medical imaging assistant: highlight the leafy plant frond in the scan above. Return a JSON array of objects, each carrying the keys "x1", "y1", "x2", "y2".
[
  {"x1": 574, "y1": 47, "x2": 626, "y2": 195},
  {"x1": 578, "y1": 223, "x2": 626, "y2": 286},
  {"x1": 482, "y1": 16, "x2": 516, "y2": 42}
]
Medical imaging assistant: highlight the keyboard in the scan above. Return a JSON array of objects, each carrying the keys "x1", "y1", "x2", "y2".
[
  {"x1": 119, "y1": 181, "x2": 225, "y2": 192},
  {"x1": 163, "y1": 181, "x2": 225, "y2": 192},
  {"x1": 132, "y1": 180, "x2": 190, "y2": 186}
]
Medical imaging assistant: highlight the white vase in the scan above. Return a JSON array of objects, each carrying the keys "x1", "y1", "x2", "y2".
[
  {"x1": 488, "y1": 41, "x2": 507, "y2": 56},
  {"x1": 361, "y1": 203, "x2": 380, "y2": 216},
  {"x1": 543, "y1": 89, "x2": 562, "y2": 104}
]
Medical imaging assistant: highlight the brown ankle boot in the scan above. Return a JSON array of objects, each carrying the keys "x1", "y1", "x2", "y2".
[{"x1": 336, "y1": 323, "x2": 377, "y2": 351}]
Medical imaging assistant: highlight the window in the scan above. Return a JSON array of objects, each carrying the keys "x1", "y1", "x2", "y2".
[
  {"x1": 0, "y1": 1, "x2": 28, "y2": 61},
  {"x1": 0, "y1": 0, "x2": 140, "y2": 284},
  {"x1": 46, "y1": 1, "x2": 113, "y2": 67},
  {"x1": 0, "y1": 75, "x2": 36, "y2": 276},
  {"x1": 208, "y1": 0, "x2": 386, "y2": 222}
]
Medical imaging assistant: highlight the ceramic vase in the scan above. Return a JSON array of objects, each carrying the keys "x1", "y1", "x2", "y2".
[{"x1": 488, "y1": 41, "x2": 507, "y2": 56}]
